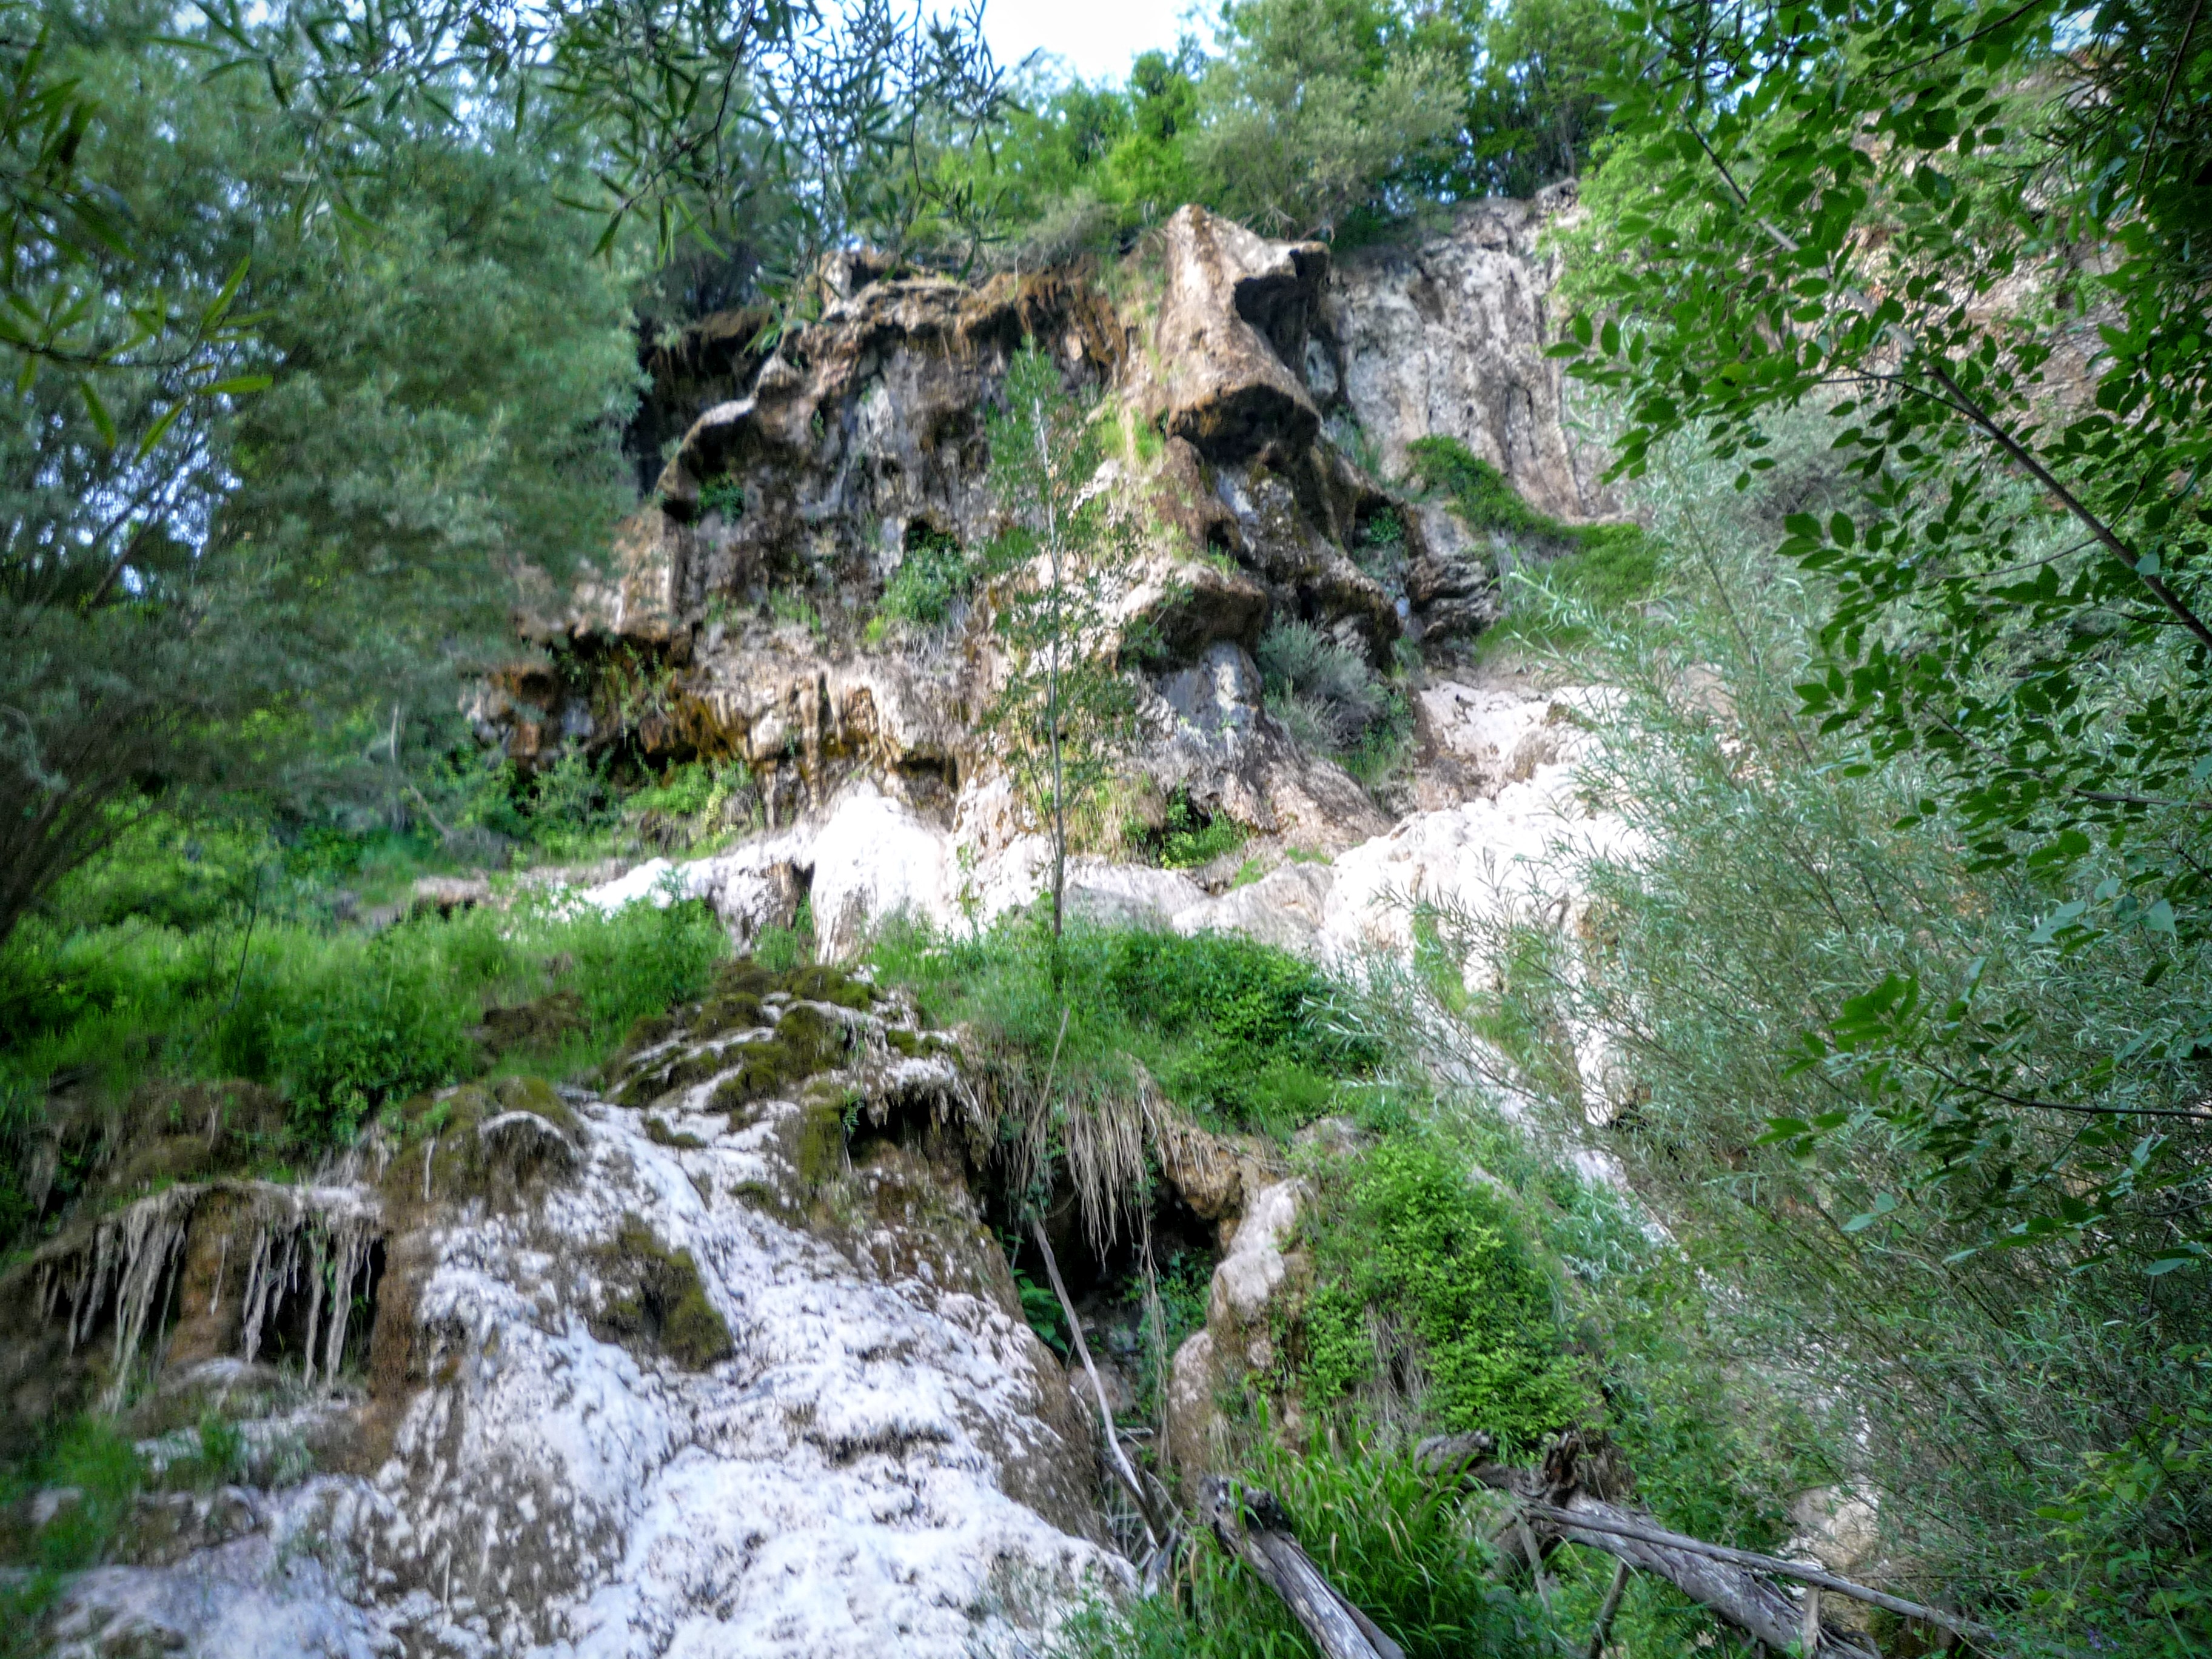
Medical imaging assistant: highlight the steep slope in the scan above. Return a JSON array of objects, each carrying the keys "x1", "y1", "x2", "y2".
[{"x1": 10, "y1": 197, "x2": 1629, "y2": 1657}]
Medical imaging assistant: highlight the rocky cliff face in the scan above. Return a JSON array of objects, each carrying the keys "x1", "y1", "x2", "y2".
[
  {"x1": 10, "y1": 199, "x2": 1641, "y2": 1658},
  {"x1": 478, "y1": 200, "x2": 1600, "y2": 846}
]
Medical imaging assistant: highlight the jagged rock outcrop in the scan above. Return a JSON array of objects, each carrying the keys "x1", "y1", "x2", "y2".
[
  {"x1": 482, "y1": 198, "x2": 1610, "y2": 870},
  {"x1": 17, "y1": 968, "x2": 1130, "y2": 1658},
  {"x1": 1316, "y1": 186, "x2": 1613, "y2": 524}
]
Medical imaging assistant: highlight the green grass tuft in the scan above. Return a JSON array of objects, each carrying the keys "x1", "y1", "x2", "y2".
[
  {"x1": 1054, "y1": 1433, "x2": 1554, "y2": 1659},
  {"x1": 870, "y1": 913, "x2": 1379, "y2": 1138}
]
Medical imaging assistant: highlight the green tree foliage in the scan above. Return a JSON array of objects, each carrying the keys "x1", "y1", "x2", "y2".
[
  {"x1": 956, "y1": 0, "x2": 1627, "y2": 258},
  {"x1": 0, "y1": 8, "x2": 637, "y2": 948},
  {"x1": 1560, "y1": 0, "x2": 2212, "y2": 1267},
  {"x1": 979, "y1": 344, "x2": 1142, "y2": 947},
  {"x1": 1455, "y1": 0, "x2": 1629, "y2": 197},
  {"x1": 1186, "y1": 0, "x2": 1466, "y2": 238},
  {"x1": 1439, "y1": 418, "x2": 2211, "y2": 1654},
  {"x1": 1, "y1": 0, "x2": 1014, "y2": 948}
]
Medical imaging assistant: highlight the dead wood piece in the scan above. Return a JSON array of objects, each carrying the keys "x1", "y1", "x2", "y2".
[
  {"x1": 1416, "y1": 1435, "x2": 1888, "y2": 1659},
  {"x1": 1029, "y1": 1216, "x2": 1161, "y2": 1551},
  {"x1": 1203, "y1": 1478, "x2": 1406, "y2": 1659},
  {"x1": 1587, "y1": 1557, "x2": 1631, "y2": 1659},
  {"x1": 1519, "y1": 1502, "x2": 1994, "y2": 1652}
]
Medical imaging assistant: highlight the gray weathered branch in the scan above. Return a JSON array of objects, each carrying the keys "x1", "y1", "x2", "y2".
[
  {"x1": 1420, "y1": 1432, "x2": 1888, "y2": 1658},
  {"x1": 1202, "y1": 1478, "x2": 1407, "y2": 1659}
]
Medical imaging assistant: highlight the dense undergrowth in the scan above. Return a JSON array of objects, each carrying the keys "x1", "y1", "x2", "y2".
[
  {"x1": 0, "y1": 833, "x2": 726, "y2": 1242},
  {"x1": 1413, "y1": 413, "x2": 2212, "y2": 1658},
  {"x1": 871, "y1": 912, "x2": 1383, "y2": 1142}
]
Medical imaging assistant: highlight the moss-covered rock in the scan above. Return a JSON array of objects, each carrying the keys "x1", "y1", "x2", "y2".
[{"x1": 590, "y1": 1215, "x2": 732, "y2": 1370}]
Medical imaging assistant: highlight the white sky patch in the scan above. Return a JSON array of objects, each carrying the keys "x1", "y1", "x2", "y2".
[{"x1": 977, "y1": 0, "x2": 1210, "y2": 85}]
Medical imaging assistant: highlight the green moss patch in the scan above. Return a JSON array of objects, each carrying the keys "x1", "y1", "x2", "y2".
[
  {"x1": 589, "y1": 1215, "x2": 732, "y2": 1370},
  {"x1": 643, "y1": 1115, "x2": 707, "y2": 1150}
]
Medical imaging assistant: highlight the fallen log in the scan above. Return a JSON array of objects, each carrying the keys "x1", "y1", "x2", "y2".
[
  {"x1": 1516, "y1": 1500, "x2": 2003, "y2": 1650},
  {"x1": 1202, "y1": 1477, "x2": 1407, "y2": 1659},
  {"x1": 1420, "y1": 1432, "x2": 1891, "y2": 1658}
]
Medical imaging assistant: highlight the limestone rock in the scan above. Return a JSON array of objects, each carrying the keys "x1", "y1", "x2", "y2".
[
  {"x1": 1322, "y1": 189, "x2": 1615, "y2": 522},
  {"x1": 1153, "y1": 206, "x2": 1329, "y2": 466},
  {"x1": 33, "y1": 979, "x2": 1127, "y2": 1659},
  {"x1": 1172, "y1": 860, "x2": 1334, "y2": 956}
]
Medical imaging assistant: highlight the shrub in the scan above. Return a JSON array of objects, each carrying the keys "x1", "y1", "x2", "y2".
[
  {"x1": 0, "y1": 888, "x2": 728, "y2": 1190},
  {"x1": 1056, "y1": 1433, "x2": 1552, "y2": 1659},
  {"x1": 1297, "y1": 1136, "x2": 1592, "y2": 1453},
  {"x1": 1257, "y1": 619, "x2": 1389, "y2": 752},
  {"x1": 871, "y1": 913, "x2": 1378, "y2": 1138},
  {"x1": 878, "y1": 526, "x2": 974, "y2": 628},
  {"x1": 1406, "y1": 435, "x2": 1660, "y2": 650}
]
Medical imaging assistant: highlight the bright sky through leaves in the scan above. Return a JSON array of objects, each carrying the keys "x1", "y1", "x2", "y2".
[{"x1": 979, "y1": 0, "x2": 1199, "y2": 82}]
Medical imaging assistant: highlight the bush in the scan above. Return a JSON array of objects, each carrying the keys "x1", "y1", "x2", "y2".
[
  {"x1": 1407, "y1": 435, "x2": 1660, "y2": 651},
  {"x1": 0, "y1": 888, "x2": 728, "y2": 1188},
  {"x1": 1056, "y1": 1433, "x2": 1553, "y2": 1659},
  {"x1": 1297, "y1": 1136, "x2": 1591, "y2": 1453},
  {"x1": 1439, "y1": 414, "x2": 2212, "y2": 1651},
  {"x1": 1258, "y1": 620, "x2": 1390, "y2": 752},
  {"x1": 877, "y1": 526, "x2": 974, "y2": 628},
  {"x1": 871, "y1": 913, "x2": 1379, "y2": 1138}
]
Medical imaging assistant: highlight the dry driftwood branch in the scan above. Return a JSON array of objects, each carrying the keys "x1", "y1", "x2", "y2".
[
  {"x1": 1202, "y1": 1478, "x2": 1407, "y2": 1659},
  {"x1": 1587, "y1": 1557, "x2": 1631, "y2": 1659},
  {"x1": 1028, "y1": 1216, "x2": 1162, "y2": 1552},
  {"x1": 1516, "y1": 1500, "x2": 2002, "y2": 1650},
  {"x1": 1420, "y1": 1432, "x2": 1891, "y2": 1659}
]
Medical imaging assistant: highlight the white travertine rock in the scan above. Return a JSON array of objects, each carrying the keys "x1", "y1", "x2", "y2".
[{"x1": 51, "y1": 1071, "x2": 1125, "y2": 1658}]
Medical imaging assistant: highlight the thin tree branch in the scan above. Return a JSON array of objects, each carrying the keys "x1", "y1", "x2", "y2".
[
  {"x1": 1923, "y1": 364, "x2": 2212, "y2": 654},
  {"x1": 1029, "y1": 1215, "x2": 1160, "y2": 1552},
  {"x1": 2134, "y1": 0, "x2": 2205, "y2": 196}
]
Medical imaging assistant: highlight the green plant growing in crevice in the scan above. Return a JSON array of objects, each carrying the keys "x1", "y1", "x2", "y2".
[
  {"x1": 752, "y1": 896, "x2": 815, "y2": 971},
  {"x1": 1012, "y1": 1263, "x2": 1071, "y2": 1356},
  {"x1": 1131, "y1": 790, "x2": 1244, "y2": 870},
  {"x1": 0, "y1": 1414, "x2": 147, "y2": 1641},
  {"x1": 1407, "y1": 435, "x2": 1659, "y2": 653},
  {"x1": 697, "y1": 474, "x2": 745, "y2": 521},
  {"x1": 1258, "y1": 618, "x2": 1390, "y2": 752},
  {"x1": 766, "y1": 586, "x2": 825, "y2": 634},
  {"x1": 877, "y1": 525, "x2": 975, "y2": 629}
]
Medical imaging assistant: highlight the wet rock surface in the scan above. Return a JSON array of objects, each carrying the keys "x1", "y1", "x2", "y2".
[{"x1": 18, "y1": 968, "x2": 1127, "y2": 1658}]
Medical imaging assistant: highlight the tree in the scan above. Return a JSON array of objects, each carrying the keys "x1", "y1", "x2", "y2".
[
  {"x1": 0, "y1": 10, "x2": 634, "y2": 947},
  {"x1": 1459, "y1": 0, "x2": 1631, "y2": 198},
  {"x1": 1188, "y1": 0, "x2": 1466, "y2": 238},
  {"x1": 1, "y1": 0, "x2": 1017, "y2": 946},
  {"x1": 980, "y1": 345, "x2": 1141, "y2": 958},
  {"x1": 1558, "y1": 0, "x2": 2212, "y2": 1260}
]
